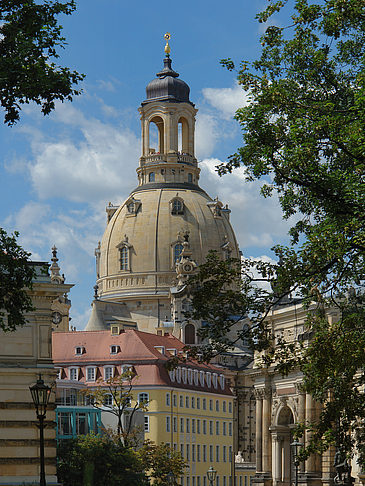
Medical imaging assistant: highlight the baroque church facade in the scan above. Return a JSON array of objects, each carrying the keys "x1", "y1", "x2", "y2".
[{"x1": 86, "y1": 46, "x2": 241, "y2": 351}]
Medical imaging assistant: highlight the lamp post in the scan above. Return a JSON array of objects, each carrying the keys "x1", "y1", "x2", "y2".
[
  {"x1": 207, "y1": 466, "x2": 217, "y2": 486},
  {"x1": 290, "y1": 440, "x2": 303, "y2": 486},
  {"x1": 167, "y1": 471, "x2": 177, "y2": 485},
  {"x1": 29, "y1": 375, "x2": 52, "y2": 486}
]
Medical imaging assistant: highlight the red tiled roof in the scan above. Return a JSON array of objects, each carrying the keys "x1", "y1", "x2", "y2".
[{"x1": 52, "y1": 329, "x2": 232, "y2": 395}]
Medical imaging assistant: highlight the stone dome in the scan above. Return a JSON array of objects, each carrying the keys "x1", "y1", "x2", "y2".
[
  {"x1": 144, "y1": 57, "x2": 191, "y2": 104},
  {"x1": 96, "y1": 186, "x2": 239, "y2": 303}
]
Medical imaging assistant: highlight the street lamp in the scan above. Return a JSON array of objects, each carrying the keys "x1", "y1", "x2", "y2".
[
  {"x1": 167, "y1": 471, "x2": 177, "y2": 485},
  {"x1": 207, "y1": 466, "x2": 217, "y2": 486},
  {"x1": 290, "y1": 440, "x2": 304, "y2": 486},
  {"x1": 29, "y1": 375, "x2": 52, "y2": 486}
]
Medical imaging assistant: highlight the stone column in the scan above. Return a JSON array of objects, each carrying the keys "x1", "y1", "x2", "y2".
[
  {"x1": 305, "y1": 393, "x2": 315, "y2": 474},
  {"x1": 262, "y1": 388, "x2": 272, "y2": 474},
  {"x1": 272, "y1": 434, "x2": 282, "y2": 485},
  {"x1": 255, "y1": 390, "x2": 263, "y2": 473},
  {"x1": 297, "y1": 384, "x2": 306, "y2": 474}
]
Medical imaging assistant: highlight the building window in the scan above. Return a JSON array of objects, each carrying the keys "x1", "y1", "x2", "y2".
[
  {"x1": 173, "y1": 394, "x2": 177, "y2": 407},
  {"x1": 223, "y1": 445, "x2": 227, "y2": 462},
  {"x1": 180, "y1": 417, "x2": 184, "y2": 433},
  {"x1": 209, "y1": 445, "x2": 213, "y2": 462},
  {"x1": 58, "y1": 412, "x2": 72, "y2": 436},
  {"x1": 194, "y1": 370, "x2": 199, "y2": 385},
  {"x1": 188, "y1": 173, "x2": 193, "y2": 183},
  {"x1": 173, "y1": 417, "x2": 177, "y2": 433},
  {"x1": 104, "y1": 394, "x2": 113, "y2": 407},
  {"x1": 181, "y1": 443, "x2": 184, "y2": 458},
  {"x1": 220, "y1": 374, "x2": 225, "y2": 389},
  {"x1": 87, "y1": 367, "x2": 96, "y2": 382},
  {"x1": 110, "y1": 345, "x2": 119, "y2": 354},
  {"x1": 104, "y1": 366, "x2": 114, "y2": 380},
  {"x1": 192, "y1": 419, "x2": 196, "y2": 433},
  {"x1": 186, "y1": 418, "x2": 190, "y2": 433},
  {"x1": 191, "y1": 397, "x2": 195, "y2": 408},
  {"x1": 223, "y1": 422, "x2": 227, "y2": 436},
  {"x1": 206, "y1": 373, "x2": 212, "y2": 387},
  {"x1": 180, "y1": 395, "x2": 184, "y2": 407},
  {"x1": 188, "y1": 369, "x2": 193, "y2": 384},
  {"x1": 197, "y1": 398, "x2": 200, "y2": 409},
  {"x1": 171, "y1": 198, "x2": 184, "y2": 215},
  {"x1": 216, "y1": 400, "x2": 219, "y2": 412},
  {"x1": 166, "y1": 416, "x2": 171, "y2": 432},
  {"x1": 216, "y1": 445, "x2": 220, "y2": 462},
  {"x1": 192, "y1": 444, "x2": 196, "y2": 462},
  {"x1": 149, "y1": 172, "x2": 155, "y2": 182},
  {"x1": 182, "y1": 368, "x2": 187, "y2": 383},
  {"x1": 166, "y1": 393, "x2": 170, "y2": 406},
  {"x1": 174, "y1": 243, "x2": 183, "y2": 264},
  {"x1": 209, "y1": 399, "x2": 213, "y2": 411},
  {"x1": 209, "y1": 420, "x2": 213, "y2": 435},
  {"x1": 203, "y1": 420, "x2": 207, "y2": 434},
  {"x1": 213, "y1": 373, "x2": 218, "y2": 388},
  {"x1": 216, "y1": 421, "x2": 220, "y2": 435},
  {"x1": 229, "y1": 422, "x2": 232, "y2": 436},
  {"x1": 176, "y1": 368, "x2": 182, "y2": 383},
  {"x1": 203, "y1": 444, "x2": 207, "y2": 462},
  {"x1": 120, "y1": 246, "x2": 129, "y2": 271},
  {"x1": 185, "y1": 324, "x2": 196, "y2": 345},
  {"x1": 186, "y1": 396, "x2": 189, "y2": 408},
  {"x1": 69, "y1": 368, "x2": 78, "y2": 381},
  {"x1": 229, "y1": 401, "x2": 232, "y2": 414},
  {"x1": 144, "y1": 416, "x2": 150, "y2": 432},
  {"x1": 197, "y1": 444, "x2": 201, "y2": 462},
  {"x1": 223, "y1": 401, "x2": 226, "y2": 412},
  {"x1": 138, "y1": 393, "x2": 149, "y2": 405},
  {"x1": 199, "y1": 371, "x2": 205, "y2": 386},
  {"x1": 197, "y1": 419, "x2": 200, "y2": 434},
  {"x1": 202, "y1": 398, "x2": 206, "y2": 410},
  {"x1": 186, "y1": 444, "x2": 190, "y2": 461},
  {"x1": 75, "y1": 346, "x2": 84, "y2": 355}
]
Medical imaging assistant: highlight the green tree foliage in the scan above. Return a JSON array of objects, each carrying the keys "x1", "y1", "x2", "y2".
[
  {"x1": 138, "y1": 440, "x2": 186, "y2": 485},
  {"x1": 0, "y1": 229, "x2": 34, "y2": 332},
  {"x1": 0, "y1": 0, "x2": 84, "y2": 125},
  {"x1": 188, "y1": 0, "x2": 365, "y2": 465},
  {"x1": 83, "y1": 369, "x2": 149, "y2": 448},
  {"x1": 57, "y1": 433, "x2": 149, "y2": 486}
]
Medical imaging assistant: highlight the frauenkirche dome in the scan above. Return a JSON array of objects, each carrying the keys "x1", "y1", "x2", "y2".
[{"x1": 87, "y1": 47, "x2": 240, "y2": 344}]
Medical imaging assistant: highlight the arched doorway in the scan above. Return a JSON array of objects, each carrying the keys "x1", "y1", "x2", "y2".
[
  {"x1": 184, "y1": 323, "x2": 196, "y2": 344},
  {"x1": 271, "y1": 405, "x2": 294, "y2": 486}
]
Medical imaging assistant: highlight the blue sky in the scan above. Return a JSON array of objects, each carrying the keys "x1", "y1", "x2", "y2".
[{"x1": 0, "y1": 0, "x2": 293, "y2": 329}]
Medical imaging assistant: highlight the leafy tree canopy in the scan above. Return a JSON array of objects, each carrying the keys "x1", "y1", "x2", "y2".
[
  {"x1": 0, "y1": 229, "x2": 34, "y2": 332},
  {"x1": 138, "y1": 440, "x2": 187, "y2": 485},
  {"x1": 0, "y1": 0, "x2": 84, "y2": 125},
  {"x1": 57, "y1": 433, "x2": 149, "y2": 486},
  {"x1": 188, "y1": 0, "x2": 365, "y2": 466}
]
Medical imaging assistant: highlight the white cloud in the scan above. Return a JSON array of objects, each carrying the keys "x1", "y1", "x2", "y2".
[
  {"x1": 195, "y1": 112, "x2": 220, "y2": 159},
  {"x1": 26, "y1": 103, "x2": 140, "y2": 204},
  {"x1": 199, "y1": 158, "x2": 292, "y2": 250},
  {"x1": 202, "y1": 83, "x2": 249, "y2": 120}
]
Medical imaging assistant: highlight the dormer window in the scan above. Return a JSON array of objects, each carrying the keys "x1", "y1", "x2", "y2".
[
  {"x1": 154, "y1": 346, "x2": 165, "y2": 355},
  {"x1": 219, "y1": 374, "x2": 225, "y2": 389},
  {"x1": 125, "y1": 197, "x2": 141, "y2": 217},
  {"x1": 194, "y1": 370, "x2": 199, "y2": 386},
  {"x1": 171, "y1": 198, "x2": 184, "y2": 215},
  {"x1": 212, "y1": 373, "x2": 218, "y2": 388},
  {"x1": 110, "y1": 345, "x2": 120, "y2": 354},
  {"x1": 111, "y1": 326, "x2": 120, "y2": 336},
  {"x1": 75, "y1": 346, "x2": 84, "y2": 356}
]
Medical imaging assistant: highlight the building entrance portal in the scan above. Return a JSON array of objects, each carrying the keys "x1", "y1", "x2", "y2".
[{"x1": 271, "y1": 406, "x2": 295, "y2": 486}]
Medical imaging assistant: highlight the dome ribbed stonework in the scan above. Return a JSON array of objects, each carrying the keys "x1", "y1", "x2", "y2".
[{"x1": 97, "y1": 187, "x2": 239, "y2": 302}]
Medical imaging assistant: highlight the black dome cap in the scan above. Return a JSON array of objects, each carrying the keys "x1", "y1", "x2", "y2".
[{"x1": 144, "y1": 57, "x2": 192, "y2": 104}]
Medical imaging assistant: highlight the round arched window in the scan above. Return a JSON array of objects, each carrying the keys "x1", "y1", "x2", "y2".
[
  {"x1": 185, "y1": 323, "x2": 196, "y2": 344},
  {"x1": 174, "y1": 243, "x2": 183, "y2": 264}
]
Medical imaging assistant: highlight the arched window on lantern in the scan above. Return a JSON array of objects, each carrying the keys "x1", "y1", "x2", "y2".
[{"x1": 149, "y1": 172, "x2": 155, "y2": 182}]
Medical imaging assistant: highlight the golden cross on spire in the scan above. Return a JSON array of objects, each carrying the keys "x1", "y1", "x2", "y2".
[{"x1": 164, "y1": 32, "x2": 171, "y2": 57}]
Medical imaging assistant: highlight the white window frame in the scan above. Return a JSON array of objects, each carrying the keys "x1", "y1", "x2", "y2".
[
  {"x1": 75, "y1": 346, "x2": 84, "y2": 356},
  {"x1": 86, "y1": 366, "x2": 96, "y2": 382},
  {"x1": 176, "y1": 367, "x2": 182, "y2": 383},
  {"x1": 104, "y1": 365, "x2": 114, "y2": 381},
  {"x1": 212, "y1": 373, "x2": 218, "y2": 388},
  {"x1": 144, "y1": 415, "x2": 150, "y2": 432},
  {"x1": 219, "y1": 374, "x2": 225, "y2": 389},
  {"x1": 104, "y1": 393, "x2": 113, "y2": 407},
  {"x1": 138, "y1": 392, "x2": 149, "y2": 405},
  {"x1": 69, "y1": 367, "x2": 79, "y2": 381},
  {"x1": 206, "y1": 372, "x2": 212, "y2": 387},
  {"x1": 110, "y1": 345, "x2": 119, "y2": 354}
]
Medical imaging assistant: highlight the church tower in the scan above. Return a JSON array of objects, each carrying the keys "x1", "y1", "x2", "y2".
[{"x1": 86, "y1": 36, "x2": 240, "y2": 343}]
